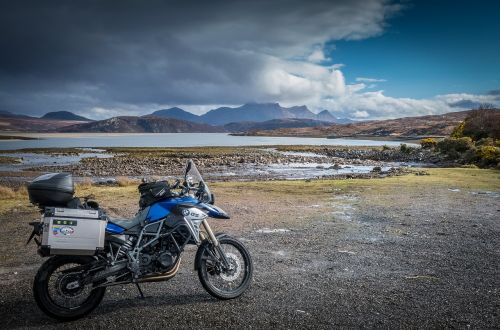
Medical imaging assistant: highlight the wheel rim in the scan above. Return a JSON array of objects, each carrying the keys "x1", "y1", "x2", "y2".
[
  {"x1": 47, "y1": 262, "x2": 93, "y2": 310},
  {"x1": 203, "y1": 242, "x2": 248, "y2": 294}
]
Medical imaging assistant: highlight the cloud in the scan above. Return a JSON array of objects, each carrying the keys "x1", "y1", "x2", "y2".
[
  {"x1": 355, "y1": 77, "x2": 387, "y2": 83},
  {"x1": 307, "y1": 48, "x2": 327, "y2": 63},
  {"x1": 0, "y1": 0, "x2": 402, "y2": 118},
  {"x1": 1, "y1": 1, "x2": 496, "y2": 121},
  {"x1": 319, "y1": 91, "x2": 499, "y2": 120},
  {"x1": 448, "y1": 99, "x2": 481, "y2": 108},
  {"x1": 352, "y1": 110, "x2": 370, "y2": 118}
]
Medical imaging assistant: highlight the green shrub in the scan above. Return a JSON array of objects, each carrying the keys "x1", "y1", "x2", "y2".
[
  {"x1": 399, "y1": 143, "x2": 414, "y2": 154},
  {"x1": 451, "y1": 121, "x2": 465, "y2": 138},
  {"x1": 475, "y1": 145, "x2": 500, "y2": 167},
  {"x1": 437, "y1": 137, "x2": 474, "y2": 154},
  {"x1": 475, "y1": 137, "x2": 499, "y2": 147},
  {"x1": 420, "y1": 138, "x2": 438, "y2": 149}
]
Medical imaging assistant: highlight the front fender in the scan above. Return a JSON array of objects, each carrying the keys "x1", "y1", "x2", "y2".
[
  {"x1": 193, "y1": 232, "x2": 230, "y2": 270},
  {"x1": 199, "y1": 203, "x2": 230, "y2": 219}
]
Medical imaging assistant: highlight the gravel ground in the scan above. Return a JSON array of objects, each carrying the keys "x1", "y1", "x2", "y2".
[{"x1": 0, "y1": 175, "x2": 499, "y2": 329}]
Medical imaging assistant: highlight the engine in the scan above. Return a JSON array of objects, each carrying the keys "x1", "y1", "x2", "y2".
[{"x1": 138, "y1": 235, "x2": 181, "y2": 274}]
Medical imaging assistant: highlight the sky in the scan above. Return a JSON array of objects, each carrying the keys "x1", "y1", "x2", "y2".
[{"x1": 0, "y1": 0, "x2": 499, "y2": 120}]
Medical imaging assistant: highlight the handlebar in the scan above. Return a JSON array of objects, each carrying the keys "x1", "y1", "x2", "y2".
[{"x1": 169, "y1": 175, "x2": 209, "y2": 203}]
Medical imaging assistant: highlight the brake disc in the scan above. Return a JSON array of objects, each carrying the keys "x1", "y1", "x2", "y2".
[{"x1": 219, "y1": 252, "x2": 242, "y2": 281}]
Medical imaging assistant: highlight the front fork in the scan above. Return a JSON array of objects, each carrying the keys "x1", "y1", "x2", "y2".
[{"x1": 201, "y1": 219, "x2": 231, "y2": 269}]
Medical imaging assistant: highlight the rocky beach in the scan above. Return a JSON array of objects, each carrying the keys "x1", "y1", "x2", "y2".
[{"x1": 0, "y1": 145, "x2": 440, "y2": 185}]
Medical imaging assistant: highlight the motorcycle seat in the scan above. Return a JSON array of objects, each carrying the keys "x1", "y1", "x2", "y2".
[{"x1": 108, "y1": 207, "x2": 150, "y2": 230}]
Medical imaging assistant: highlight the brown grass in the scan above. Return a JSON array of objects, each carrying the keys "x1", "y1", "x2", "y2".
[
  {"x1": 78, "y1": 177, "x2": 94, "y2": 189},
  {"x1": 0, "y1": 156, "x2": 21, "y2": 164},
  {"x1": 0, "y1": 185, "x2": 16, "y2": 199},
  {"x1": 15, "y1": 185, "x2": 28, "y2": 197},
  {"x1": 116, "y1": 176, "x2": 139, "y2": 187}
]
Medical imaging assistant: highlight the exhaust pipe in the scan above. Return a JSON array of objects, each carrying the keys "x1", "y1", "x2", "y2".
[{"x1": 138, "y1": 258, "x2": 181, "y2": 283}]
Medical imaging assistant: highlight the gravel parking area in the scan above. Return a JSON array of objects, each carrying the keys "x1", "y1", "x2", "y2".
[{"x1": 0, "y1": 170, "x2": 499, "y2": 329}]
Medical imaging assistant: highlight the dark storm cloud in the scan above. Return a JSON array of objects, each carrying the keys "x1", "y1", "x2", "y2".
[
  {"x1": 0, "y1": 0, "x2": 400, "y2": 118},
  {"x1": 448, "y1": 99, "x2": 481, "y2": 109}
]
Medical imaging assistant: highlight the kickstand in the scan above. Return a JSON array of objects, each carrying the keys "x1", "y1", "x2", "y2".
[{"x1": 135, "y1": 282, "x2": 145, "y2": 299}]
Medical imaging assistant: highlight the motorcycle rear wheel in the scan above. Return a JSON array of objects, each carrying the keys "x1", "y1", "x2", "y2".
[
  {"x1": 197, "y1": 235, "x2": 253, "y2": 299},
  {"x1": 33, "y1": 255, "x2": 105, "y2": 321}
]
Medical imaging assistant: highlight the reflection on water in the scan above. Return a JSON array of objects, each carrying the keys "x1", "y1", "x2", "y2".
[
  {"x1": 0, "y1": 149, "x2": 113, "y2": 172},
  {"x1": 211, "y1": 162, "x2": 402, "y2": 180},
  {"x1": 0, "y1": 133, "x2": 412, "y2": 150}
]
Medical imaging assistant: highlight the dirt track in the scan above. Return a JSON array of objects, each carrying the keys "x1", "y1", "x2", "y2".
[{"x1": 0, "y1": 171, "x2": 499, "y2": 329}]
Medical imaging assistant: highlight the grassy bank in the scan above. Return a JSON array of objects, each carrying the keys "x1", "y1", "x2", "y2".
[
  {"x1": 1, "y1": 168, "x2": 497, "y2": 216},
  {"x1": 0, "y1": 156, "x2": 21, "y2": 164}
]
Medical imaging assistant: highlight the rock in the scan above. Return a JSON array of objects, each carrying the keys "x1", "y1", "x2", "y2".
[
  {"x1": 415, "y1": 171, "x2": 430, "y2": 176},
  {"x1": 372, "y1": 166, "x2": 382, "y2": 172}
]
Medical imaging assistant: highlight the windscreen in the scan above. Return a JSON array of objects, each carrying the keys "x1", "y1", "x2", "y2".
[{"x1": 185, "y1": 159, "x2": 212, "y2": 203}]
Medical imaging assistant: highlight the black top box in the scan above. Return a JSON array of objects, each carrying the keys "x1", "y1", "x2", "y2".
[{"x1": 28, "y1": 173, "x2": 75, "y2": 207}]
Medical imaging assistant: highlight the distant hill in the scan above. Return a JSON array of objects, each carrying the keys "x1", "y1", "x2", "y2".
[
  {"x1": 224, "y1": 118, "x2": 333, "y2": 133},
  {"x1": 240, "y1": 110, "x2": 478, "y2": 138},
  {"x1": 57, "y1": 116, "x2": 224, "y2": 133},
  {"x1": 41, "y1": 111, "x2": 92, "y2": 121},
  {"x1": 0, "y1": 117, "x2": 88, "y2": 132},
  {"x1": 0, "y1": 110, "x2": 35, "y2": 119},
  {"x1": 316, "y1": 110, "x2": 353, "y2": 124},
  {"x1": 150, "y1": 107, "x2": 204, "y2": 123}
]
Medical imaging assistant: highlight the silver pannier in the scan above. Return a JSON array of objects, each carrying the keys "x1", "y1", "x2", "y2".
[{"x1": 41, "y1": 207, "x2": 107, "y2": 256}]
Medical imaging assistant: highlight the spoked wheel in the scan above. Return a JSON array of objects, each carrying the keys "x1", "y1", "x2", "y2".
[
  {"x1": 33, "y1": 256, "x2": 105, "y2": 321},
  {"x1": 197, "y1": 235, "x2": 253, "y2": 299}
]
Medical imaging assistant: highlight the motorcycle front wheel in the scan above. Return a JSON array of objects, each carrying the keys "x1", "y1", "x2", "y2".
[
  {"x1": 33, "y1": 255, "x2": 105, "y2": 321},
  {"x1": 196, "y1": 235, "x2": 253, "y2": 299}
]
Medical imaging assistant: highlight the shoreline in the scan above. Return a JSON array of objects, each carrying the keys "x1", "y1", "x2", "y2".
[
  {"x1": 230, "y1": 132, "x2": 441, "y2": 144},
  {"x1": 2, "y1": 131, "x2": 430, "y2": 142},
  {"x1": 0, "y1": 144, "x2": 441, "y2": 185}
]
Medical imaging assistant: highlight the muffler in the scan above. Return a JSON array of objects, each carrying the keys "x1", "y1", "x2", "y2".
[{"x1": 138, "y1": 258, "x2": 181, "y2": 283}]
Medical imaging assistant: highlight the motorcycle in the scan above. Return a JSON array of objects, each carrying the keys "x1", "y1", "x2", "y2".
[{"x1": 26, "y1": 159, "x2": 253, "y2": 320}]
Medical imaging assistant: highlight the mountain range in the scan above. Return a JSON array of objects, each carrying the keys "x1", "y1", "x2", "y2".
[
  {"x1": 150, "y1": 103, "x2": 351, "y2": 125},
  {"x1": 0, "y1": 104, "x2": 485, "y2": 137},
  {"x1": 0, "y1": 103, "x2": 352, "y2": 133}
]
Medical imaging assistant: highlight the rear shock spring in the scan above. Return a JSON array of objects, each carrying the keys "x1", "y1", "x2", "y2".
[{"x1": 116, "y1": 236, "x2": 136, "y2": 259}]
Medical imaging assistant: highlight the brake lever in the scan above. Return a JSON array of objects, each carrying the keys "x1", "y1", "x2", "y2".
[{"x1": 171, "y1": 179, "x2": 180, "y2": 189}]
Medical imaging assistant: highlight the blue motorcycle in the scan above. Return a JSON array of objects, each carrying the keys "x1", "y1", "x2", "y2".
[{"x1": 27, "y1": 159, "x2": 253, "y2": 320}]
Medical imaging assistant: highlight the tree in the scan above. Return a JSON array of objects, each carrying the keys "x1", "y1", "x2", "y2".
[{"x1": 461, "y1": 106, "x2": 500, "y2": 140}]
